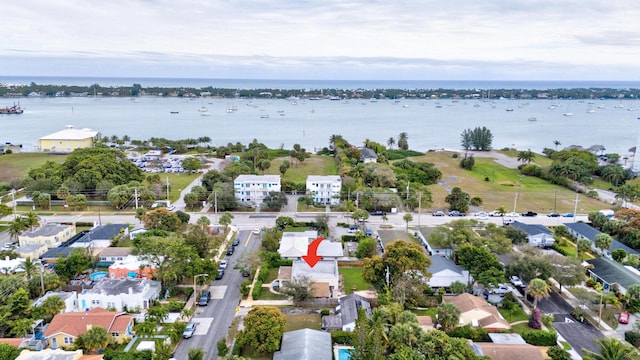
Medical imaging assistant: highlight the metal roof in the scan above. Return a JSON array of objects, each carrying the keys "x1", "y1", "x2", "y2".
[{"x1": 273, "y1": 328, "x2": 332, "y2": 360}]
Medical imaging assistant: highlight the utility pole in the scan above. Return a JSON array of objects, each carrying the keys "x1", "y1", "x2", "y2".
[
  {"x1": 418, "y1": 192, "x2": 422, "y2": 227},
  {"x1": 166, "y1": 176, "x2": 170, "y2": 203},
  {"x1": 513, "y1": 192, "x2": 519, "y2": 213},
  {"x1": 134, "y1": 188, "x2": 139, "y2": 209},
  {"x1": 11, "y1": 189, "x2": 17, "y2": 218},
  {"x1": 214, "y1": 191, "x2": 218, "y2": 224},
  {"x1": 573, "y1": 192, "x2": 579, "y2": 223}
]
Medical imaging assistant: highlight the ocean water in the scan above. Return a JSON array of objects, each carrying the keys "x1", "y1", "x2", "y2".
[{"x1": 2, "y1": 96, "x2": 639, "y2": 155}]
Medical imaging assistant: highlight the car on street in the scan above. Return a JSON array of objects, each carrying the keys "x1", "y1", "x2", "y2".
[
  {"x1": 370, "y1": 210, "x2": 387, "y2": 216},
  {"x1": 219, "y1": 260, "x2": 228, "y2": 269},
  {"x1": 232, "y1": 238, "x2": 240, "y2": 246},
  {"x1": 521, "y1": 211, "x2": 538, "y2": 217},
  {"x1": 433, "y1": 210, "x2": 445, "y2": 216},
  {"x1": 197, "y1": 291, "x2": 211, "y2": 306},
  {"x1": 226, "y1": 247, "x2": 235, "y2": 255},
  {"x1": 492, "y1": 284, "x2": 511, "y2": 296},
  {"x1": 505, "y1": 212, "x2": 520, "y2": 217},
  {"x1": 547, "y1": 213, "x2": 560, "y2": 217},
  {"x1": 488, "y1": 210, "x2": 504, "y2": 217},
  {"x1": 510, "y1": 276, "x2": 525, "y2": 288},
  {"x1": 183, "y1": 322, "x2": 197, "y2": 338},
  {"x1": 562, "y1": 213, "x2": 575, "y2": 218},
  {"x1": 475, "y1": 212, "x2": 488, "y2": 220},
  {"x1": 241, "y1": 268, "x2": 250, "y2": 277},
  {"x1": 253, "y1": 228, "x2": 261, "y2": 235},
  {"x1": 448, "y1": 210, "x2": 466, "y2": 217},
  {"x1": 216, "y1": 269, "x2": 225, "y2": 280},
  {"x1": 619, "y1": 312, "x2": 630, "y2": 324}
]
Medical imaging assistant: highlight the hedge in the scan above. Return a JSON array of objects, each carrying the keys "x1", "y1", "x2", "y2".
[
  {"x1": 331, "y1": 331, "x2": 353, "y2": 345},
  {"x1": 252, "y1": 280, "x2": 263, "y2": 299},
  {"x1": 521, "y1": 329, "x2": 557, "y2": 346}
]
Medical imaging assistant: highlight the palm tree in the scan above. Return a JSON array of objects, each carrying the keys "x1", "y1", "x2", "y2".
[
  {"x1": 23, "y1": 212, "x2": 40, "y2": 231},
  {"x1": 517, "y1": 149, "x2": 535, "y2": 164},
  {"x1": 387, "y1": 137, "x2": 396, "y2": 149},
  {"x1": 528, "y1": 278, "x2": 550, "y2": 309},
  {"x1": 577, "y1": 238, "x2": 593, "y2": 261},
  {"x1": 397, "y1": 132, "x2": 409, "y2": 150},
  {"x1": 37, "y1": 295, "x2": 65, "y2": 319},
  {"x1": 18, "y1": 257, "x2": 38, "y2": 280},
  {"x1": 196, "y1": 216, "x2": 210, "y2": 230},
  {"x1": 436, "y1": 302, "x2": 461, "y2": 332},
  {"x1": 594, "y1": 234, "x2": 613, "y2": 256},
  {"x1": 403, "y1": 213, "x2": 413, "y2": 232},
  {"x1": 8, "y1": 219, "x2": 26, "y2": 241},
  {"x1": 188, "y1": 348, "x2": 205, "y2": 360},
  {"x1": 582, "y1": 337, "x2": 640, "y2": 360},
  {"x1": 78, "y1": 326, "x2": 110, "y2": 353},
  {"x1": 553, "y1": 140, "x2": 561, "y2": 151}
]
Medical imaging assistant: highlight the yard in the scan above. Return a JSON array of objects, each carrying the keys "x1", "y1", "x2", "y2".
[
  {"x1": 0, "y1": 153, "x2": 68, "y2": 185},
  {"x1": 283, "y1": 313, "x2": 322, "y2": 332},
  {"x1": 265, "y1": 155, "x2": 338, "y2": 182},
  {"x1": 339, "y1": 267, "x2": 371, "y2": 293},
  {"x1": 415, "y1": 151, "x2": 607, "y2": 214}
]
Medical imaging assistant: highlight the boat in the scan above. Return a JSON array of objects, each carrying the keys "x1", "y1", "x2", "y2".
[
  {"x1": 198, "y1": 107, "x2": 208, "y2": 112},
  {"x1": 260, "y1": 115, "x2": 270, "y2": 119},
  {"x1": 329, "y1": 96, "x2": 341, "y2": 101},
  {"x1": 528, "y1": 117, "x2": 537, "y2": 121},
  {"x1": 505, "y1": 108, "x2": 514, "y2": 112},
  {"x1": 587, "y1": 108, "x2": 595, "y2": 113},
  {"x1": 0, "y1": 103, "x2": 23, "y2": 114},
  {"x1": 169, "y1": 111, "x2": 179, "y2": 114},
  {"x1": 201, "y1": 113, "x2": 212, "y2": 116},
  {"x1": 563, "y1": 112, "x2": 574, "y2": 116}
]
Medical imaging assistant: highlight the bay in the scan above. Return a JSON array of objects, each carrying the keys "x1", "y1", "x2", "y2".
[{"x1": 2, "y1": 96, "x2": 639, "y2": 156}]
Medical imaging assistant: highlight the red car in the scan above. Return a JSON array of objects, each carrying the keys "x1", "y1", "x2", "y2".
[{"x1": 619, "y1": 312, "x2": 630, "y2": 324}]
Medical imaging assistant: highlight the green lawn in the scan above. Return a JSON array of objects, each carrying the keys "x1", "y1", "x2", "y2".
[
  {"x1": 284, "y1": 313, "x2": 322, "y2": 332},
  {"x1": 255, "y1": 289, "x2": 289, "y2": 301},
  {"x1": 265, "y1": 155, "x2": 338, "y2": 182},
  {"x1": 165, "y1": 173, "x2": 199, "y2": 203},
  {"x1": 0, "y1": 153, "x2": 68, "y2": 184},
  {"x1": 339, "y1": 267, "x2": 371, "y2": 293},
  {"x1": 499, "y1": 306, "x2": 529, "y2": 323}
]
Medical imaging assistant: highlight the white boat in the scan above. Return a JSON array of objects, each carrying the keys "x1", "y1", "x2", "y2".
[
  {"x1": 587, "y1": 109, "x2": 595, "y2": 113},
  {"x1": 563, "y1": 112, "x2": 574, "y2": 116},
  {"x1": 201, "y1": 113, "x2": 212, "y2": 116},
  {"x1": 260, "y1": 115, "x2": 270, "y2": 119},
  {"x1": 528, "y1": 117, "x2": 537, "y2": 121},
  {"x1": 505, "y1": 108, "x2": 514, "y2": 112},
  {"x1": 615, "y1": 104, "x2": 625, "y2": 108},
  {"x1": 198, "y1": 107, "x2": 208, "y2": 112}
]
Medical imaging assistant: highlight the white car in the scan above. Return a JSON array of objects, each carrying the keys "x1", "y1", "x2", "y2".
[
  {"x1": 253, "y1": 228, "x2": 261, "y2": 235},
  {"x1": 219, "y1": 260, "x2": 228, "y2": 269},
  {"x1": 488, "y1": 210, "x2": 504, "y2": 217},
  {"x1": 475, "y1": 212, "x2": 488, "y2": 220},
  {"x1": 510, "y1": 276, "x2": 525, "y2": 288},
  {"x1": 492, "y1": 284, "x2": 511, "y2": 295}
]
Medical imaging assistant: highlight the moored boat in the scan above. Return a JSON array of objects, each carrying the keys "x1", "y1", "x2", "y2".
[{"x1": 0, "y1": 103, "x2": 23, "y2": 114}]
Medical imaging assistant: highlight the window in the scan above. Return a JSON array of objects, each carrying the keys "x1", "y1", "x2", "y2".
[
  {"x1": 111, "y1": 332, "x2": 119, "y2": 337},
  {"x1": 107, "y1": 302, "x2": 115, "y2": 308},
  {"x1": 64, "y1": 337, "x2": 73, "y2": 344},
  {"x1": 91, "y1": 300, "x2": 101, "y2": 305},
  {"x1": 117, "y1": 257, "x2": 123, "y2": 261}
]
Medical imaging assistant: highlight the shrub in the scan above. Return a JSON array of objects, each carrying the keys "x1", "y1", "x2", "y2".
[
  {"x1": 331, "y1": 331, "x2": 353, "y2": 345},
  {"x1": 341, "y1": 235, "x2": 357, "y2": 242},
  {"x1": 447, "y1": 324, "x2": 490, "y2": 342},
  {"x1": 547, "y1": 346, "x2": 571, "y2": 360},
  {"x1": 452, "y1": 153, "x2": 459, "y2": 159},
  {"x1": 501, "y1": 292, "x2": 520, "y2": 310},
  {"x1": 552, "y1": 242, "x2": 570, "y2": 256},
  {"x1": 625, "y1": 331, "x2": 640, "y2": 347},
  {"x1": 521, "y1": 164, "x2": 542, "y2": 177},
  {"x1": 216, "y1": 338, "x2": 229, "y2": 357},
  {"x1": 258, "y1": 266, "x2": 270, "y2": 282},
  {"x1": 252, "y1": 280, "x2": 263, "y2": 298},
  {"x1": 320, "y1": 308, "x2": 330, "y2": 316},
  {"x1": 529, "y1": 308, "x2": 542, "y2": 329},
  {"x1": 460, "y1": 156, "x2": 475, "y2": 170},
  {"x1": 542, "y1": 313, "x2": 554, "y2": 328},
  {"x1": 240, "y1": 280, "x2": 251, "y2": 297},
  {"x1": 521, "y1": 329, "x2": 557, "y2": 346}
]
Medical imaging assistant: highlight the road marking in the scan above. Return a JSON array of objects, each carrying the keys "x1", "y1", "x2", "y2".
[
  {"x1": 210, "y1": 286, "x2": 227, "y2": 299},
  {"x1": 564, "y1": 317, "x2": 575, "y2": 323},
  {"x1": 192, "y1": 317, "x2": 213, "y2": 335},
  {"x1": 244, "y1": 233, "x2": 252, "y2": 247}
]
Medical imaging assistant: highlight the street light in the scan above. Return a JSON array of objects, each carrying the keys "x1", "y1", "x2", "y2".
[
  {"x1": 193, "y1": 273, "x2": 208, "y2": 300},
  {"x1": 34, "y1": 259, "x2": 45, "y2": 296}
]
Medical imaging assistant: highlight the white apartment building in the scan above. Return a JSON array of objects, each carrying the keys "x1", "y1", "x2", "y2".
[
  {"x1": 234, "y1": 174, "x2": 281, "y2": 206},
  {"x1": 306, "y1": 175, "x2": 341, "y2": 205}
]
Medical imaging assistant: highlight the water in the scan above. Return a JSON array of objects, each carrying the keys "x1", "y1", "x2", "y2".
[
  {"x1": 2, "y1": 96, "x2": 639, "y2": 154},
  {"x1": 338, "y1": 348, "x2": 352, "y2": 360}
]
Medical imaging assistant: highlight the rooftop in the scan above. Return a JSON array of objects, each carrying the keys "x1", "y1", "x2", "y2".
[
  {"x1": 76, "y1": 224, "x2": 128, "y2": 243},
  {"x1": 273, "y1": 328, "x2": 332, "y2": 360},
  {"x1": 234, "y1": 174, "x2": 280, "y2": 183},
  {"x1": 586, "y1": 256, "x2": 640, "y2": 290},
  {"x1": 291, "y1": 260, "x2": 339, "y2": 280},
  {"x1": 428, "y1": 255, "x2": 464, "y2": 275},
  {"x1": 44, "y1": 308, "x2": 131, "y2": 338},
  {"x1": 509, "y1": 221, "x2": 552, "y2": 236},
  {"x1": 339, "y1": 294, "x2": 372, "y2": 326},
  {"x1": 98, "y1": 247, "x2": 132, "y2": 257},
  {"x1": 82, "y1": 278, "x2": 160, "y2": 296},
  {"x1": 20, "y1": 223, "x2": 74, "y2": 238},
  {"x1": 39, "y1": 126, "x2": 99, "y2": 141},
  {"x1": 307, "y1": 175, "x2": 341, "y2": 182}
]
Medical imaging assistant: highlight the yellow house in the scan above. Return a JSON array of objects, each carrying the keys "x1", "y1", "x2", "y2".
[
  {"x1": 18, "y1": 223, "x2": 76, "y2": 250},
  {"x1": 443, "y1": 293, "x2": 511, "y2": 331},
  {"x1": 39, "y1": 125, "x2": 99, "y2": 153},
  {"x1": 44, "y1": 308, "x2": 134, "y2": 350}
]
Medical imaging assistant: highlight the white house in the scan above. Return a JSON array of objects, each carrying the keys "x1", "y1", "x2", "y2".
[
  {"x1": 306, "y1": 175, "x2": 341, "y2": 205},
  {"x1": 428, "y1": 256, "x2": 471, "y2": 289},
  {"x1": 69, "y1": 224, "x2": 129, "y2": 252},
  {"x1": 564, "y1": 222, "x2": 639, "y2": 258},
  {"x1": 78, "y1": 278, "x2": 161, "y2": 312},
  {"x1": 0, "y1": 256, "x2": 25, "y2": 274},
  {"x1": 278, "y1": 232, "x2": 343, "y2": 260},
  {"x1": 509, "y1": 221, "x2": 555, "y2": 248},
  {"x1": 359, "y1": 148, "x2": 378, "y2": 163},
  {"x1": 291, "y1": 259, "x2": 340, "y2": 298},
  {"x1": 322, "y1": 294, "x2": 372, "y2": 331},
  {"x1": 33, "y1": 291, "x2": 79, "y2": 313},
  {"x1": 233, "y1": 174, "x2": 281, "y2": 206}
]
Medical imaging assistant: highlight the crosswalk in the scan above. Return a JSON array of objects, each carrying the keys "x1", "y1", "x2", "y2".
[
  {"x1": 192, "y1": 317, "x2": 213, "y2": 336},
  {"x1": 210, "y1": 285, "x2": 227, "y2": 299}
]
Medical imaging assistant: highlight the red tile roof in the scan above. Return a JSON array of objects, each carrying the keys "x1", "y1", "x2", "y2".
[{"x1": 44, "y1": 308, "x2": 132, "y2": 338}]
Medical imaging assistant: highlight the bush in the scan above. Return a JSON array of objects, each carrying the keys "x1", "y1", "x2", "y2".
[
  {"x1": 625, "y1": 331, "x2": 640, "y2": 347},
  {"x1": 217, "y1": 338, "x2": 229, "y2": 357},
  {"x1": 452, "y1": 153, "x2": 459, "y2": 159},
  {"x1": 501, "y1": 292, "x2": 520, "y2": 310},
  {"x1": 447, "y1": 324, "x2": 490, "y2": 342},
  {"x1": 320, "y1": 308, "x2": 330, "y2": 316},
  {"x1": 460, "y1": 156, "x2": 475, "y2": 170},
  {"x1": 521, "y1": 164, "x2": 542, "y2": 177},
  {"x1": 529, "y1": 308, "x2": 542, "y2": 329},
  {"x1": 341, "y1": 235, "x2": 357, "y2": 242},
  {"x1": 521, "y1": 329, "x2": 557, "y2": 346},
  {"x1": 542, "y1": 313, "x2": 554, "y2": 328},
  {"x1": 258, "y1": 266, "x2": 270, "y2": 282},
  {"x1": 331, "y1": 331, "x2": 353, "y2": 345},
  {"x1": 547, "y1": 346, "x2": 571, "y2": 360},
  {"x1": 252, "y1": 280, "x2": 263, "y2": 298},
  {"x1": 552, "y1": 242, "x2": 570, "y2": 256},
  {"x1": 240, "y1": 280, "x2": 251, "y2": 297}
]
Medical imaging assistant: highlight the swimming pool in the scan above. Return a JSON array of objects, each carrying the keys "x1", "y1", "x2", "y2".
[{"x1": 337, "y1": 348, "x2": 352, "y2": 360}]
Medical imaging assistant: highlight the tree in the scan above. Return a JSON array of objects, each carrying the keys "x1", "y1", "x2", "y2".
[
  {"x1": 460, "y1": 155, "x2": 475, "y2": 170},
  {"x1": 0, "y1": 204, "x2": 12, "y2": 219},
  {"x1": 549, "y1": 255, "x2": 584, "y2": 293},
  {"x1": 553, "y1": 140, "x2": 561, "y2": 151},
  {"x1": 279, "y1": 276, "x2": 312, "y2": 304},
  {"x1": 397, "y1": 132, "x2": 409, "y2": 150},
  {"x1": 143, "y1": 208, "x2": 182, "y2": 232},
  {"x1": 196, "y1": 216, "x2": 210, "y2": 231},
  {"x1": 594, "y1": 233, "x2": 613, "y2": 256},
  {"x1": 108, "y1": 185, "x2": 133, "y2": 209},
  {"x1": 402, "y1": 213, "x2": 413, "y2": 232},
  {"x1": 182, "y1": 157, "x2": 202, "y2": 172},
  {"x1": 351, "y1": 209, "x2": 370, "y2": 230},
  {"x1": 582, "y1": 337, "x2": 640, "y2": 360},
  {"x1": 444, "y1": 187, "x2": 470, "y2": 212},
  {"x1": 547, "y1": 346, "x2": 571, "y2": 360},
  {"x1": 262, "y1": 191, "x2": 288, "y2": 210},
  {"x1": 528, "y1": 278, "x2": 550, "y2": 309},
  {"x1": 54, "y1": 249, "x2": 91, "y2": 280},
  {"x1": 517, "y1": 149, "x2": 536, "y2": 164},
  {"x1": 237, "y1": 307, "x2": 286, "y2": 355},
  {"x1": 188, "y1": 348, "x2": 204, "y2": 360},
  {"x1": 219, "y1": 212, "x2": 234, "y2": 230},
  {"x1": 387, "y1": 137, "x2": 396, "y2": 149},
  {"x1": 17, "y1": 257, "x2": 39, "y2": 280},
  {"x1": 611, "y1": 249, "x2": 628, "y2": 263},
  {"x1": 279, "y1": 160, "x2": 290, "y2": 176},
  {"x1": 577, "y1": 238, "x2": 592, "y2": 261},
  {"x1": 355, "y1": 238, "x2": 377, "y2": 259},
  {"x1": 22, "y1": 212, "x2": 40, "y2": 231},
  {"x1": 601, "y1": 165, "x2": 625, "y2": 187},
  {"x1": 145, "y1": 305, "x2": 169, "y2": 324},
  {"x1": 384, "y1": 240, "x2": 430, "y2": 283},
  {"x1": 183, "y1": 192, "x2": 199, "y2": 209},
  {"x1": 436, "y1": 302, "x2": 460, "y2": 332},
  {"x1": 36, "y1": 295, "x2": 65, "y2": 320},
  {"x1": 0, "y1": 343, "x2": 21, "y2": 360},
  {"x1": 78, "y1": 326, "x2": 110, "y2": 353},
  {"x1": 450, "y1": 280, "x2": 467, "y2": 295},
  {"x1": 8, "y1": 219, "x2": 26, "y2": 241},
  {"x1": 460, "y1": 127, "x2": 493, "y2": 151},
  {"x1": 456, "y1": 244, "x2": 504, "y2": 288}
]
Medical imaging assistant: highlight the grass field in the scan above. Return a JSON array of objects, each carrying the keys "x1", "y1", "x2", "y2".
[
  {"x1": 284, "y1": 313, "x2": 322, "y2": 332},
  {"x1": 265, "y1": 155, "x2": 337, "y2": 182},
  {"x1": 0, "y1": 153, "x2": 68, "y2": 184},
  {"x1": 339, "y1": 267, "x2": 371, "y2": 293},
  {"x1": 415, "y1": 151, "x2": 607, "y2": 214},
  {"x1": 165, "y1": 173, "x2": 199, "y2": 203}
]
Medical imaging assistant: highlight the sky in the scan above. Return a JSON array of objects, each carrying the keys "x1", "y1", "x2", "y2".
[{"x1": 3, "y1": 0, "x2": 640, "y2": 80}]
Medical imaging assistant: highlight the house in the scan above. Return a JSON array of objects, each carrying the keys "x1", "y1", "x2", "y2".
[
  {"x1": 273, "y1": 328, "x2": 332, "y2": 360},
  {"x1": 443, "y1": 293, "x2": 510, "y2": 330},
  {"x1": 69, "y1": 224, "x2": 129, "y2": 253},
  {"x1": 427, "y1": 255, "x2": 471, "y2": 289},
  {"x1": 291, "y1": 259, "x2": 339, "y2": 298},
  {"x1": 416, "y1": 316, "x2": 434, "y2": 332},
  {"x1": 470, "y1": 343, "x2": 545, "y2": 360},
  {"x1": 359, "y1": 147, "x2": 378, "y2": 163},
  {"x1": 44, "y1": 308, "x2": 133, "y2": 349},
  {"x1": 233, "y1": 174, "x2": 281, "y2": 206},
  {"x1": 509, "y1": 221, "x2": 554, "y2": 248},
  {"x1": 15, "y1": 349, "x2": 86, "y2": 360},
  {"x1": 108, "y1": 256, "x2": 156, "y2": 280},
  {"x1": 416, "y1": 226, "x2": 453, "y2": 257},
  {"x1": 18, "y1": 223, "x2": 76, "y2": 250},
  {"x1": 78, "y1": 278, "x2": 161, "y2": 312},
  {"x1": 278, "y1": 233, "x2": 343, "y2": 260},
  {"x1": 33, "y1": 291, "x2": 79, "y2": 313},
  {"x1": 322, "y1": 294, "x2": 372, "y2": 331},
  {"x1": 97, "y1": 247, "x2": 132, "y2": 265},
  {"x1": 15, "y1": 244, "x2": 48, "y2": 260},
  {"x1": 38, "y1": 125, "x2": 100, "y2": 153},
  {"x1": 0, "y1": 256, "x2": 25, "y2": 274},
  {"x1": 585, "y1": 257, "x2": 640, "y2": 295},
  {"x1": 565, "y1": 222, "x2": 639, "y2": 258},
  {"x1": 306, "y1": 175, "x2": 341, "y2": 206}
]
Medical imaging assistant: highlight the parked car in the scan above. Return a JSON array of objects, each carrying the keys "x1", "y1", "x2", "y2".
[
  {"x1": 227, "y1": 247, "x2": 235, "y2": 255},
  {"x1": 510, "y1": 276, "x2": 525, "y2": 288},
  {"x1": 448, "y1": 210, "x2": 466, "y2": 217},
  {"x1": 197, "y1": 291, "x2": 211, "y2": 306},
  {"x1": 619, "y1": 312, "x2": 630, "y2": 324},
  {"x1": 241, "y1": 268, "x2": 250, "y2": 277},
  {"x1": 347, "y1": 225, "x2": 358, "y2": 233},
  {"x1": 547, "y1": 213, "x2": 560, "y2": 217},
  {"x1": 272, "y1": 280, "x2": 281, "y2": 289},
  {"x1": 562, "y1": 213, "x2": 574, "y2": 218},
  {"x1": 433, "y1": 210, "x2": 445, "y2": 216},
  {"x1": 475, "y1": 212, "x2": 488, "y2": 220},
  {"x1": 492, "y1": 284, "x2": 511, "y2": 295},
  {"x1": 216, "y1": 269, "x2": 225, "y2": 280},
  {"x1": 370, "y1": 210, "x2": 387, "y2": 216},
  {"x1": 488, "y1": 210, "x2": 504, "y2": 217},
  {"x1": 521, "y1": 211, "x2": 538, "y2": 217},
  {"x1": 253, "y1": 228, "x2": 261, "y2": 235},
  {"x1": 505, "y1": 212, "x2": 520, "y2": 217},
  {"x1": 232, "y1": 238, "x2": 240, "y2": 246},
  {"x1": 183, "y1": 322, "x2": 197, "y2": 338},
  {"x1": 219, "y1": 260, "x2": 228, "y2": 269}
]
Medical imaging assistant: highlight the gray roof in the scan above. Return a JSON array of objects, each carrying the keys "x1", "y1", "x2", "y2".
[
  {"x1": 21, "y1": 223, "x2": 72, "y2": 238},
  {"x1": 359, "y1": 147, "x2": 378, "y2": 160},
  {"x1": 321, "y1": 315, "x2": 342, "y2": 329},
  {"x1": 82, "y1": 278, "x2": 160, "y2": 296},
  {"x1": 565, "y1": 222, "x2": 638, "y2": 255},
  {"x1": 33, "y1": 291, "x2": 76, "y2": 307},
  {"x1": 273, "y1": 328, "x2": 332, "y2": 360},
  {"x1": 339, "y1": 294, "x2": 371, "y2": 326},
  {"x1": 15, "y1": 350, "x2": 83, "y2": 360},
  {"x1": 40, "y1": 247, "x2": 75, "y2": 259},
  {"x1": 77, "y1": 224, "x2": 128, "y2": 243},
  {"x1": 586, "y1": 257, "x2": 640, "y2": 291},
  {"x1": 428, "y1": 255, "x2": 463, "y2": 275},
  {"x1": 510, "y1": 221, "x2": 552, "y2": 236}
]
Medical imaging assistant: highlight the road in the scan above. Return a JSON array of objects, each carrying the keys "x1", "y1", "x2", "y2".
[{"x1": 173, "y1": 229, "x2": 262, "y2": 360}]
